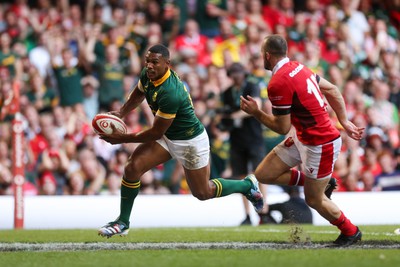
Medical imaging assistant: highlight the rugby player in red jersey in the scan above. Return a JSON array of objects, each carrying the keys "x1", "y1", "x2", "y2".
[{"x1": 240, "y1": 34, "x2": 365, "y2": 246}]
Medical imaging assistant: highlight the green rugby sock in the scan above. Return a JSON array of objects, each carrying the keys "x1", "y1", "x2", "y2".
[
  {"x1": 118, "y1": 178, "x2": 140, "y2": 226},
  {"x1": 211, "y1": 178, "x2": 251, "y2": 197}
]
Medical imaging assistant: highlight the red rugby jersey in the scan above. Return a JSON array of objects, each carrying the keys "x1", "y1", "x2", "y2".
[{"x1": 268, "y1": 60, "x2": 340, "y2": 145}]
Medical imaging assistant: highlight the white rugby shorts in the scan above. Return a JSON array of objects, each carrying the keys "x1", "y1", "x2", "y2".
[
  {"x1": 274, "y1": 128, "x2": 342, "y2": 179},
  {"x1": 156, "y1": 129, "x2": 210, "y2": 170}
]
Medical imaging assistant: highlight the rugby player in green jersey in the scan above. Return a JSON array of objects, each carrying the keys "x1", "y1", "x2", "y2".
[{"x1": 98, "y1": 44, "x2": 263, "y2": 238}]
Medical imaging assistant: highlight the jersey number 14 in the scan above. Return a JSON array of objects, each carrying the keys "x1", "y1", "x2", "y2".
[{"x1": 306, "y1": 75, "x2": 324, "y2": 108}]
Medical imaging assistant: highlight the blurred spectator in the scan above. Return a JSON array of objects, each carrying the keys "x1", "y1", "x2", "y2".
[
  {"x1": 28, "y1": 32, "x2": 51, "y2": 79},
  {"x1": 0, "y1": 139, "x2": 10, "y2": 168},
  {"x1": 208, "y1": 117, "x2": 230, "y2": 180},
  {"x1": 65, "y1": 110, "x2": 92, "y2": 147},
  {"x1": 68, "y1": 147, "x2": 106, "y2": 195},
  {"x1": 103, "y1": 147, "x2": 128, "y2": 195},
  {"x1": 243, "y1": 24, "x2": 266, "y2": 63},
  {"x1": 51, "y1": 46, "x2": 87, "y2": 112},
  {"x1": 81, "y1": 75, "x2": 99, "y2": 120},
  {"x1": 146, "y1": 22, "x2": 165, "y2": 51},
  {"x1": 376, "y1": 149, "x2": 400, "y2": 191},
  {"x1": 339, "y1": 133, "x2": 363, "y2": 192},
  {"x1": 86, "y1": 24, "x2": 140, "y2": 110},
  {"x1": 25, "y1": 70, "x2": 58, "y2": 112},
  {"x1": 262, "y1": 0, "x2": 294, "y2": 30},
  {"x1": 364, "y1": 18, "x2": 398, "y2": 67},
  {"x1": 304, "y1": 19, "x2": 325, "y2": 50},
  {"x1": 0, "y1": 161, "x2": 12, "y2": 195},
  {"x1": 107, "y1": 147, "x2": 129, "y2": 178},
  {"x1": 0, "y1": 79, "x2": 14, "y2": 120},
  {"x1": 303, "y1": 40, "x2": 329, "y2": 78},
  {"x1": 327, "y1": 65, "x2": 345, "y2": 91},
  {"x1": 246, "y1": 0, "x2": 271, "y2": 33},
  {"x1": 92, "y1": 131, "x2": 121, "y2": 166},
  {"x1": 218, "y1": 62, "x2": 265, "y2": 225},
  {"x1": 0, "y1": 31, "x2": 22, "y2": 81},
  {"x1": 102, "y1": 171, "x2": 120, "y2": 195},
  {"x1": 367, "y1": 80, "x2": 399, "y2": 148},
  {"x1": 0, "y1": 139, "x2": 12, "y2": 194},
  {"x1": 360, "y1": 146, "x2": 382, "y2": 191},
  {"x1": 150, "y1": 0, "x2": 180, "y2": 44},
  {"x1": 37, "y1": 133, "x2": 70, "y2": 195},
  {"x1": 28, "y1": 110, "x2": 53, "y2": 162},
  {"x1": 175, "y1": 49, "x2": 208, "y2": 81},
  {"x1": 173, "y1": 19, "x2": 210, "y2": 67},
  {"x1": 183, "y1": 71, "x2": 204, "y2": 101},
  {"x1": 342, "y1": 80, "x2": 367, "y2": 121},
  {"x1": 211, "y1": 18, "x2": 243, "y2": 68},
  {"x1": 303, "y1": 0, "x2": 325, "y2": 25},
  {"x1": 395, "y1": 147, "x2": 400, "y2": 171},
  {"x1": 51, "y1": 105, "x2": 68, "y2": 140},
  {"x1": 195, "y1": 0, "x2": 228, "y2": 38},
  {"x1": 361, "y1": 146, "x2": 382, "y2": 176},
  {"x1": 227, "y1": 0, "x2": 250, "y2": 36},
  {"x1": 337, "y1": 0, "x2": 370, "y2": 49}
]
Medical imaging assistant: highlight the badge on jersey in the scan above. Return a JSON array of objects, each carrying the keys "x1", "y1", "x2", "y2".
[{"x1": 284, "y1": 137, "x2": 294, "y2": 147}]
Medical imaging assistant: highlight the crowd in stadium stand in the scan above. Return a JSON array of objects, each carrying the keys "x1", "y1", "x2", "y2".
[{"x1": 0, "y1": 0, "x2": 399, "y2": 196}]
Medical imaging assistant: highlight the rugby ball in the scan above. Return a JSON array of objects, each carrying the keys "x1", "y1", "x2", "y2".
[{"x1": 92, "y1": 114, "x2": 128, "y2": 134}]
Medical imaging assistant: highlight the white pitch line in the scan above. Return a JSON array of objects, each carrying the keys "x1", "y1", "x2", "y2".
[
  {"x1": 0, "y1": 242, "x2": 399, "y2": 252},
  {"x1": 204, "y1": 227, "x2": 400, "y2": 237}
]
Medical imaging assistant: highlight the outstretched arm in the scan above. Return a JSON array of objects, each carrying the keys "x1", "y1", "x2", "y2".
[
  {"x1": 99, "y1": 115, "x2": 173, "y2": 145},
  {"x1": 240, "y1": 95, "x2": 291, "y2": 135},
  {"x1": 101, "y1": 80, "x2": 175, "y2": 144},
  {"x1": 112, "y1": 85, "x2": 146, "y2": 118},
  {"x1": 319, "y1": 77, "x2": 364, "y2": 140}
]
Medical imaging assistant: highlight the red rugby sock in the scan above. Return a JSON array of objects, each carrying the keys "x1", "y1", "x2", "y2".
[
  {"x1": 288, "y1": 169, "x2": 305, "y2": 186},
  {"x1": 330, "y1": 211, "x2": 358, "y2": 236}
]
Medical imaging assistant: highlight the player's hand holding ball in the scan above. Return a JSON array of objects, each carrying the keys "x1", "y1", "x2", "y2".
[{"x1": 92, "y1": 113, "x2": 129, "y2": 144}]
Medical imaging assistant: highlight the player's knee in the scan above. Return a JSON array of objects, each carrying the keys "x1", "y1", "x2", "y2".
[
  {"x1": 192, "y1": 191, "x2": 212, "y2": 201},
  {"x1": 124, "y1": 161, "x2": 145, "y2": 180},
  {"x1": 304, "y1": 196, "x2": 321, "y2": 209},
  {"x1": 253, "y1": 171, "x2": 272, "y2": 183}
]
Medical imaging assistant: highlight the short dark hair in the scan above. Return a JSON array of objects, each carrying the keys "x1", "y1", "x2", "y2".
[
  {"x1": 227, "y1": 62, "x2": 247, "y2": 77},
  {"x1": 264, "y1": 35, "x2": 287, "y2": 56},
  {"x1": 148, "y1": 44, "x2": 170, "y2": 59}
]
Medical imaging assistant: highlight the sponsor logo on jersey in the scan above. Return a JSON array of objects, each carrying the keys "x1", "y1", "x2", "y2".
[{"x1": 289, "y1": 64, "x2": 304, "y2": 77}]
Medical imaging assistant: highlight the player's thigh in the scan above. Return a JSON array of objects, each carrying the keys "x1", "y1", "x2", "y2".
[
  {"x1": 299, "y1": 137, "x2": 341, "y2": 179},
  {"x1": 126, "y1": 141, "x2": 171, "y2": 177},
  {"x1": 255, "y1": 150, "x2": 291, "y2": 183},
  {"x1": 255, "y1": 135, "x2": 301, "y2": 182}
]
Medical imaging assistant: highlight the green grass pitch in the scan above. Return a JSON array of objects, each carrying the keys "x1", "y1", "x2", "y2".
[{"x1": 1, "y1": 225, "x2": 399, "y2": 267}]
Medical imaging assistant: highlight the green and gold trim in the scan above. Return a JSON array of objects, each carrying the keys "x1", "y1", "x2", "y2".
[
  {"x1": 152, "y1": 69, "x2": 171, "y2": 87},
  {"x1": 212, "y1": 179, "x2": 223, "y2": 198},
  {"x1": 121, "y1": 179, "x2": 141, "y2": 189},
  {"x1": 156, "y1": 110, "x2": 176, "y2": 119}
]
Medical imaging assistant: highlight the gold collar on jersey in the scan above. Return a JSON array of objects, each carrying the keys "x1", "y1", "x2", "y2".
[{"x1": 151, "y1": 68, "x2": 171, "y2": 87}]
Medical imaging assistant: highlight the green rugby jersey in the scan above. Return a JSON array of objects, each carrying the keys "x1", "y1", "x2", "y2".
[{"x1": 137, "y1": 68, "x2": 204, "y2": 140}]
